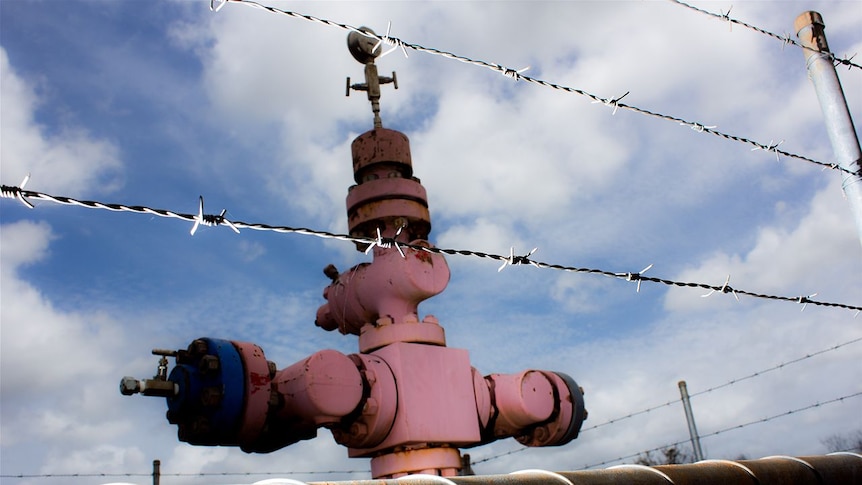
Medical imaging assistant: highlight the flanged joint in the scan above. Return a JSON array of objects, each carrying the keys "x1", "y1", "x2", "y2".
[
  {"x1": 166, "y1": 338, "x2": 246, "y2": 446},
  {"x1": 347, "y1": 128, "x2": 431, "y2": 245}
]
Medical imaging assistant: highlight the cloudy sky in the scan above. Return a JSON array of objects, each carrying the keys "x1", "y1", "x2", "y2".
[{"x1": 1, "y1": 0, "x2": 861, "y2": 484}]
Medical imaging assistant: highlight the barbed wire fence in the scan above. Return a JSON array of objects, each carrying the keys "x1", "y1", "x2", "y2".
[
  {"x1": 472, "y1": 335, "x2": 862, "y2": 466},
  {"x1": 668, "y1": 0, "x2": 861, "y2": 71}
]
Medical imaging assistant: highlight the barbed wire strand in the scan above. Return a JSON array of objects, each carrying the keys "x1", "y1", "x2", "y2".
[
  {"x1": 585, "y1": 334, "x2": 862, "y2": 434},
  {"x1": 579, "y1": 389, "x2": 862, "y2": 469},
  {"x1": 212, "y1": 0, "x2": 857, "y2": 176},
  {"x1": 668, "y1": 0, "x2": 861, "y2": 71},
  {"x1": 472, "y1": 335, "x2": 862, "y2": 466},
  {"x1": 0, "y1": 468, "x2": 366, "y2": 480},
  {"x1": 3, "y1": 185, "x2": 861, "y2": 313},
  {"x1": 14, "y1": 390, "x2": 858, "y2": 478}
]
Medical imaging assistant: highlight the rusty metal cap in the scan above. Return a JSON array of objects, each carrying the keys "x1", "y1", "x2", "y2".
[
  {"x1": 351, "y1": 128, "x2": 413, "y2": 182},
  {"x1": 794, "y1": 11, "x2": 824, "y2": 35}
]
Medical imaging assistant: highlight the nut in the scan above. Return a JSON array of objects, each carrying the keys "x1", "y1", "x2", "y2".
[
  {"x1": 190, "y1": 339, "x2": 208, "y2": 356},
  {"x1": 350, "y1": 422, "x2": 368, "y2": 437},
  {"x1": 200, "y1": 386, "x2": 223, "y2": 407},
  {"x1": 533, "y1": 426, "x2": 549, "y2": 443},
  {"x1": 198, "y1": 355, "x2": 220, "y2": 373},
  {"x1": 362, "y1": 397, "x2": 379, "y2": 415},
  {"x1": 119, "y1": 377, "x2": 141, "y2": 396},
  {"x1": 363, "y1": 369, "x2": 377, "y2": 386}
]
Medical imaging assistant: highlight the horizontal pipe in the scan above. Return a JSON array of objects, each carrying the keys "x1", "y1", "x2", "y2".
[{"x1": 307, "y1": 453, "x2": 862, "y2": 485}]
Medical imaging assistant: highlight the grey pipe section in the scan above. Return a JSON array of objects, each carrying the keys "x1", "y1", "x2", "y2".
[
  {"x1": 795, "y1": 11, "x2": 862, "y2": 247},
  {"x1": 678, "y1": 381, "x2": 704, "y2": 462}
]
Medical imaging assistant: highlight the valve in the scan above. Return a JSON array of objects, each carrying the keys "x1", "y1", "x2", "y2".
[
  {"x1": 120, "y1": 349, "x2": 178, "y2": 398},
  {"x1": 121, "y1": 337, "x2": 587, "y2": 475},
  {"x1": 119, "y1": 24, "x2": 589, "y2": 478}
]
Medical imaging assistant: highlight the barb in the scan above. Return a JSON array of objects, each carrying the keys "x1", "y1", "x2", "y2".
[
  {"x1": 1, "y1": 174, "x2": 35, "y2": 208},
  {"x1": 2, "y1": 186, "x2": 860, "y2": 312},
  {"x1": 364, "y1": 225, "x2": 406, "y2": 258},
  {"x1": 720, "y1": 6, "x2": 733, "y2": 31},
  {"x1": 798, "y1": 293, "x2": 818, "y2": 312},
  {"x1": 668, "y1": 0, "x2": 862, "y2": 71},
  {"x1": 191, "y1": 196, "x2": 240, "y2": 235},
  {"x1": 220, "y1": 0, "x2": 854, "y2": 175},
  {"x1": 617, "y1": 264, "x2": 653, "y2": 293},
  {"x1": 592, "y1": 91, "x2": 630, "y2": 115},
  {"x1": 682, "y1": 121, "x2": 718, "y2": 133},
  {"x1": 751, "y1": 139, "x2": 784, "y2": 162},
  {"x1": 371, "y1": 21, "x2": 409, "y2": 59},
  {"x1": 701, "y1": 274, "x2": 739, "y2": 300},
  {"x1": 502, "y1": 66, "x2": 530, "y2": 81},
  {"x1": 498, "y1": 247, "x2": 538, "y2": 272}
]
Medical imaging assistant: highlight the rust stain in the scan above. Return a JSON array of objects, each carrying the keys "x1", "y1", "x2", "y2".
[{"x1": 249, "y1": 372, "x2": 269, "y2": 393}]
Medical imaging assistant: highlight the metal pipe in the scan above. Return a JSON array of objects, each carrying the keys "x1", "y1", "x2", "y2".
[
  {"x1": 678, "y1": 380, "x2": 704, "y2": 461},
  {"x1": 306, "y1": 453, "x2": 861, "y2": 485},
  {"x1": 795, "y1": 11, "x2": 862, "y2": 247},
  {"x1": 152, "y1": 459, "x2": 160, "y2": 485}
]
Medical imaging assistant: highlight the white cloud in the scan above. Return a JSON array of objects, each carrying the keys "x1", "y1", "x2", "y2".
[
  {"x1": 0, "y1": 47, "x2": 122, "y2": 195},
  {"x1": 238, "y1": 239, "x2": 267, "y2": 262},
  {"x1": 665, "y1": 176, "x2": 861, "y2": 312},
  {"x1": 0, "y1": 222, "x2": 123, "y2": 391},
  {"x1": 41, "y1": 444, "x2": 146, "y2": 476}
]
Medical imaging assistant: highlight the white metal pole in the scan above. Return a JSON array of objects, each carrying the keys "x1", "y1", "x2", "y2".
[
  {"x1": 678, "y1": 380, "x2": 704, "y2": 461},
  {"x1": 795, "y1": 11, "x2": 862, "y2": 248}
]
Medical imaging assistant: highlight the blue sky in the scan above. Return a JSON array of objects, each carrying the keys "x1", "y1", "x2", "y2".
[{"x1": 1, "y1": 1, "x2": 861, "y2": 484}]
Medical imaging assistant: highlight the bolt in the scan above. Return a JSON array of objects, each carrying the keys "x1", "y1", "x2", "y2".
[
  {"x1": 533, "y1": 426, "x2": 549, "y2": 443},
  {"x1": 362, "y1": 397, "x2": 379, "y2": 415},
  {"x1": 323, "y1": 264, "x2": 340, "y2": 282},
  {"x1": 269, "y1": 391, "x2": 283, "y2": 409},
  {"x1": 422, "y1": 315, "x2": 439, "y2": 325},
  {"x1": 200, "y1": 386, "x2": 223, "y2": 407},
  {"x1": 177, "y1": 417, "x2": 212, "y2": 442},
  {"x1": 583, "y1": 409, "x2": 589, "y2": 421},
  {"x1": 363, "y1": 369, "x2": 377, "y2": 386},
  {"x1": 191, "y1": 416, "x2": 211, "y2": 437},
  {"x1": 375, "y1": 316, "x2": 393, "y2": 326},
  {"x1": 199, "y1": 355, "x2": 220, "y2": 374},
  {"x1": 119, "y1": 377, "x2": 141, "y2": 396},
  {"x1": 578, "y1": 386, "x2": 585, "y2": 396},
  {"x1": 267, "y1": 360, "x2": 277, "y2": 378},
  {"x1": 350, "y1": 422, "x2": 368, "y2": 437},
  {"x1": 177, "y1": 423, "x2": 189, "y2": 441},
  {"x1": 190, "y1": 339, "x2": 208, "y2": 356}
]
